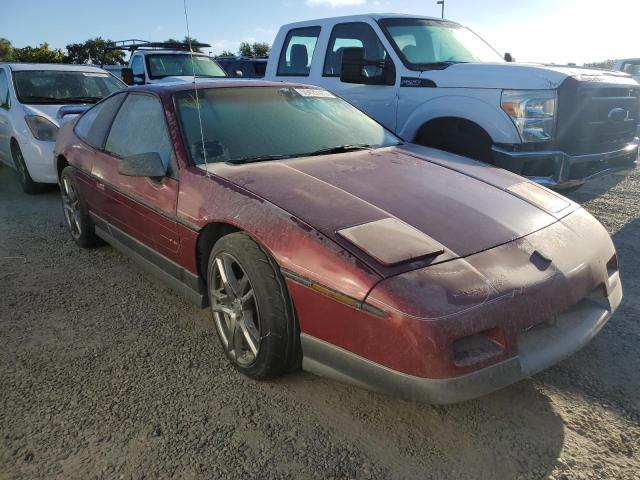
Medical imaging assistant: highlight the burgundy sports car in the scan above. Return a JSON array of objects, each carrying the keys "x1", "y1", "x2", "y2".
[{"x1": 54, "y1": 81, "x2": 622, "y2": 403}]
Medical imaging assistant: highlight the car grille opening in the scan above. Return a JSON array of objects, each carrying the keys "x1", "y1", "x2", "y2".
[{"x1": 452, "y1": 328, "x2": 504, "y2": 368}]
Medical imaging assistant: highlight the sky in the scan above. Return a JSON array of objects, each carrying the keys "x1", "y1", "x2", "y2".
[{"x1": 1, "y1": 0, "x2": 639, "y2": 65}]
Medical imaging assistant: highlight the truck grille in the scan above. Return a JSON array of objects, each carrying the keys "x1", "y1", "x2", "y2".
[{"x1": 556, "y1": 78, "x2": 640, "y2": 155}]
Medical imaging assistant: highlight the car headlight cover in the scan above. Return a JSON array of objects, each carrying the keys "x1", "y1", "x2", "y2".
[
  {"x1": 501, "y1": 90, "x2": 557, "y2": 143},
  {"x1": 506, "y1": 181, "x2": 570, "y2": 213},
  {"x1": 24, "y1": 115, "x2": 59, "y2": 141}
]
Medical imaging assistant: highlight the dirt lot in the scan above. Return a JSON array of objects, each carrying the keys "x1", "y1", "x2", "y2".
[{"x1": 0, "y1": 163, "x2": 638, "y2": 480}]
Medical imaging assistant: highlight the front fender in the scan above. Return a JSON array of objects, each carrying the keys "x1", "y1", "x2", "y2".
[{"x1": 398, "y1": 93, "x2": 520, "y2": 145}]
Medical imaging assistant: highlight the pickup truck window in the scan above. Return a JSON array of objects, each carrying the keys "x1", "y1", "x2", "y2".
[
  {"x1": 379, "y1": 18, "x2": 502, "y2": 68},
  {"x1": 175, "y1": 86, "x2": 400, "y2": 165},
  {"x1": 277, "y1": 26, "x2": 321, "y2": 76},
  {"x1": 131, "y1": 55, "x2": 145, "y2": 82},
  {"x1": 621, "y1": 61, "x2": 640, "y2": 76},
  {"x1": 145, "y1": 54, "x2": 226, "y2": 79},
  {"x1": 323, "y1": 22, "x2": 390, "y2": 77}
]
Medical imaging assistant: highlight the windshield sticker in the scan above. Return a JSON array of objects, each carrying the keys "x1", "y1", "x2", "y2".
[
  {"x1": 82, "y1": 72, "x2": 109, "y2": 77},
  {"x1": 294, "y1": 88, "x2": 335, "y2": 98}
]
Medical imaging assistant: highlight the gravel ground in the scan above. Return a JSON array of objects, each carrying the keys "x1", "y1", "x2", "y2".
[{"x1": 0, "y1": 163, "x2": 638, "y2": 480}]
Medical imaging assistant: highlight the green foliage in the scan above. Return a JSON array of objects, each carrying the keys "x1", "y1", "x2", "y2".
[
  {"x1": 218, "y1": 50, "x2": 235, "y2": 57},
  {"x1": 584, "y1": 59, "x2": 615, "y2": 70},
  {"x1": 12, "y1": 43, "x2": 64, "y2": 63},
  {"x1": 0, "y1": 38, "x2": 12, "y2": 61},
  {"x1": 64, "y1": 37, "x2": 125, "y2": 65},
  {"x1": 165, "y1": 37, "x2": 204, "y2": 53},
  {"x1": 237, "y1": 42, "x2": 270, "y2": 57}
]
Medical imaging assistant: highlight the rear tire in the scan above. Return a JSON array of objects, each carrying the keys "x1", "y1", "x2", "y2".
[
  {"x1": 12, "y1": 142, "x2": 43, "y2": 194},
  {"x1": 207, "y1": 232, "x2": 300, "y2": 379},
  {"x1": 60, "y1": 166, "x2": 99, "y2": 248}
]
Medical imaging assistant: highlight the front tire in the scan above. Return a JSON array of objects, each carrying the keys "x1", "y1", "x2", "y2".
[
  {"x1": 207, "y1": 233, "x2": 299, "y2": 379},
  {"x1": 60, "y1": 166, "x2": 99, "y2": 248},
  {"x1": 12, "y1": 142, "x2": 42, "y2": 194}
]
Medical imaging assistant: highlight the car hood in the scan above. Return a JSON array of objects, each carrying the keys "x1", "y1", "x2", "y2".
[
  {"x1": 150, "y1": 76, "x2": 231, "y2": 84},
  {"x1": 204, "y1": 145, "x2": 579, "y2": 274},
  {"x1": 421, "y1": 62, "x2": 638, "y2": 89},
  {"x1": 21, "y1": 103, "x2": 91, "y2": 127}
]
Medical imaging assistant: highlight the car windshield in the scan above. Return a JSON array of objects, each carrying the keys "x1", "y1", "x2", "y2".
[
  {"x1": 146, "y1": 54, "x2": 226, "y2": 79},
  {"x1": 380, "y1": 18, "x2": 503, "y2": 67},
  {"x1": 13, "y1": 70, "x2": 124, "y2": 104},
  {"x1": 175, "y1": 86, "x2": 400, "y2": 165}
]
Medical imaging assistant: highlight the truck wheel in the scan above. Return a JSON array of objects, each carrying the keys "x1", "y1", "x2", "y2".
[
  {"x1": 415, "y1": 118, "x2": 493, "y2": 163},
  {"x1": 60, "y1": 166, "x2": 99, "y2": 247},
  {"x1": 12, "y1": 142, "x2": 42, "y2": 194},
  {"x1": 207, "y1": 232, "x2": 300, "y2": 379}
]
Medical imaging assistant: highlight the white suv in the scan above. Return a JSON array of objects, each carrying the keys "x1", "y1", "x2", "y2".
[{"x1": 0, "y1": 63, "x2": 124, "y2": 193}]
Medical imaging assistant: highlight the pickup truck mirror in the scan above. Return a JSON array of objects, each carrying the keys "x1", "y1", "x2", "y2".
[
  {"x1": 340, "y1": 47, "x2": 395, "y2": 86},
  {"x1": 118, "y1": 152, "x2": 166, "y2": 178},
  {"x1": 121, "y1": 68, "x2": 134, "y2": 85},
  {"x1": 504, "y1": 52, "x2": 515, "y2": 63}
]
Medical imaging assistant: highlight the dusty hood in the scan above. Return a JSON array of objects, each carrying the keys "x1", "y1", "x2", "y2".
[
  {"x1": 423, "y1": 62, "x2": 638, "y2": 89},
  {"x1": 204, "y1": 146, "x2": 577, "y2": 272}
]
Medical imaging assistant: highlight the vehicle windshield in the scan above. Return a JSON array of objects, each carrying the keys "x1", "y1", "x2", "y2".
[
  {"x1": 146, "y1": 54, "x2": 226, "y2": 79},
  {"x1": 379, "y1": 18, "x2": 503, "y2": 67},
  {"x1": 13, "y1": 70, "x2": 124, "y2": 105},
  {"x1": 175, "y1": 86, "x2": 400, "y2": 165}
]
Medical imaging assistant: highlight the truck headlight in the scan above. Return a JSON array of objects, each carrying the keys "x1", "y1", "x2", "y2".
[
  {"x1": 501, "y1": 90, "x2": 557, "y2": 143},
  {"x1": 24, "y1": 115, "x2": 59, "y2": 142}
]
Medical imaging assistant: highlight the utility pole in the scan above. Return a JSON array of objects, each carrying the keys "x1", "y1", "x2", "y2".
[{"x1": 437, "y1": 0, "x2": 445, "y2": 19}]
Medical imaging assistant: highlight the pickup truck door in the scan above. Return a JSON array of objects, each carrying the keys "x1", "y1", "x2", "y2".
[
  {"x1": 90, "y1": 92, "x2": 181, "y2": 262},
  {"x1": 318, "y1": 22, "x2": 398, "y2": 132}
]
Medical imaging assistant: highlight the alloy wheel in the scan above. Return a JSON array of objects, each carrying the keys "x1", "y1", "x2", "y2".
[
  {"x1": 210, "y1": 252, "x2": 261, "y2": 367},
  {"x1": 61, "y1": 177, "x2": 82, "y2": 240}
]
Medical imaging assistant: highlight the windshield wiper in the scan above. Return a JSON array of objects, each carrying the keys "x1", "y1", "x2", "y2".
[
  {"x1": 413, "y1": 61, "x2": 468, "y2": 70},
  {"x1": 19, "y1": 95, "x2": 66, "y2": 104},
  {"x1": 303, "y1": 144, "x2": 374, "y2": 157},
  {"x1": 58, "y1": 96, "x2": 102, "y2": 104},
  {"x1": 227, "y1": 154, "x2": 294, "y2": 165}
]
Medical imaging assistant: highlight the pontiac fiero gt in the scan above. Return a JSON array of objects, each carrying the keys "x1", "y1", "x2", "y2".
[{"x1": 54, "y1": 81, "x2": 622, "y2": 403}]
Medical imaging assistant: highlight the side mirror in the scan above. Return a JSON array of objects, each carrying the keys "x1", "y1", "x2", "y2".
[
  {"x1": 504, "y1": 52, "x2": 514, "y2": 63},
  {"x1": 121, "y1": 68, "x2": 134, "y2": 85},
  {"x1": 340, "y1": 47, "x2": 395, "y2": 86},
  {"x1": 118, "y1": 152, "x2": 166, "y2": 178}
]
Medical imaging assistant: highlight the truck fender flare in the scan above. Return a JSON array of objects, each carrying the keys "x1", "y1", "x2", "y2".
[{"x1": 398, "y1": 95, "x2": 520, "y2": 145}]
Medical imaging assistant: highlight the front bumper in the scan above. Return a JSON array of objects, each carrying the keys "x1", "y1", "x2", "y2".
[
  {"x1": 17, "y1": 137, "x2": 57, "y2": 184},
  {"x1": 491, "y1": 137, "x2": 639, "y2": 189},
  {"x1": 302, "y1": 275, "x2": 621, "y2": 404}
]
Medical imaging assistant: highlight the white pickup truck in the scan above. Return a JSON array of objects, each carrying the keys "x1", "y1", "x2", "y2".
[
  {"x1": 108, "y1": 41, "x2": 227, "y2": 85},
  {"x1": 264, "y1": 14, "x2": 639, "y2": 190}
]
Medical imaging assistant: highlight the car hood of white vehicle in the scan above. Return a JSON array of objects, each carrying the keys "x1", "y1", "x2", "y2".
[
  {"x1": 420, "y1": 62, "x2": 638, "y2": 89},
  {"x1": 21, "y1": 104, "x2": 90, "y2": 127}
]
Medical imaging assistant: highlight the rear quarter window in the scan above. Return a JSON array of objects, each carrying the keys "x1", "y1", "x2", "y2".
[{"x1": 74, "y1": 92, "x2": 127, "y2": 150}]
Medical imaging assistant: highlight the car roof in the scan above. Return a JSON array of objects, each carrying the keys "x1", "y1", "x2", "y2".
[
  {"x1": 2, "y1": 63, "x2": 110, "y2": 72},
  {"x1": 279, "y1": 13, "x2": 453, "y2": 28}
]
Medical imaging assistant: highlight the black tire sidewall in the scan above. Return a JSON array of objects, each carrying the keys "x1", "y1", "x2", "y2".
[
  {"x1": 12, "y1": 143, "x2": 41, "y2": 194},
  {"x1": 207, "y1": 233, "x2": 298, "y2": 379}
]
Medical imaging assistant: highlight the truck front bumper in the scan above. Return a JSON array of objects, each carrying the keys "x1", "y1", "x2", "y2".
[
  {"x1": 491, "y1": 137, "x2": 639, "y2": 189},
  {"x1": 301, "y1": 275, "x2": 621, "y2": 404}
]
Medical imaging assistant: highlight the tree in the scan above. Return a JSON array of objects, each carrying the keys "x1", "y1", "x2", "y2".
[
  {"x1": 584, "y1": 59, "x2": 615, "y2": 70},
  {"x1": 218, "y1": 50, "x2": 235, "y2": 57},
  {"x1": 237, "y1": 41, "x2": 271, "y2": 57},
  {"x1": 64, "y1": 37, "x2": 125, "y2": 65},
  {"x1": 12, "y1": 43, "x2": 64, "y2": 63},
  {"x1": 251, "y1": 42, "x2": 270, "y2": 57},
  {"x1": 0, "y1": 38, "x2": 12, "y2": 61},
  {"x1": 165, "y1": 37, "x2": 204, "y2": 53}
]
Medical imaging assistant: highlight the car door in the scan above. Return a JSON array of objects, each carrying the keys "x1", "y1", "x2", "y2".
[
  {"x1": 0, "y1": 67, "x2": 12, "y2": 165},
  {"x1": 91, "y1": 92, "x2": 181, "y2": 260},
  {"x1": 319, "y1": 22, "x2": 398, "y2": 131}
]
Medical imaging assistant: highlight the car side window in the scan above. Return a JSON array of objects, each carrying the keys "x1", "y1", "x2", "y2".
[
  {"x1": 0, "y1": 69, "x2": 10, "y2": 109},
  {"x1": 277, "y1": 26, "x2": 321, "y2": 76},
  {"x1": 105, "y1": 93, "x2": 175, "y2": 176},
  {"x1": 75, "y1": 92, "x2": 127, "y2": 149},
  {"x1": 131, "y1": 55, "x2": 145, "y2": 82},
  {"x1": 323, "y1": 22, "x2": 390, "y2": 77}
]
